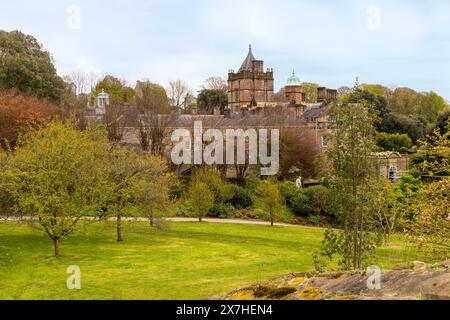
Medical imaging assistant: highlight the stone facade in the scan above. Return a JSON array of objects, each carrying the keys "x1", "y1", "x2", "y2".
[
  {"x1": 285, "y1": 85, "x2": 305, "y2": 104},
  {"x1": 228, "y1": 46, "x2": 274, "y2": 112},
  {"x1": 373, "y1": 152, "x2": 409, "y2": 182},
  {"x1": 317, "y1": 87, "x2": 337, "y2": 103}
]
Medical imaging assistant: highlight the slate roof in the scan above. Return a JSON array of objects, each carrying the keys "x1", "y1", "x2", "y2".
[
  {"x1": 301, "y1": 103, "x2": 329, "y2": 121},
  {"x1": 239, "y1": 46, "x2": 256, "y2": 72}
]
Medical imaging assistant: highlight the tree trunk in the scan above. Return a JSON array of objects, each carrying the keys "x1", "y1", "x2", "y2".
[
  {"x1": 117, "y1": 214, "x2": 123, "y2": 242},
  {"x1": 199, "y1": 216, "x2": 202, "y2": 222},
  {"x1": 53, "y1": 238, "x2": 60, "y2": 257},
  {"x1": 352, "y1": 175, "x2": 359, "y2": 270},
  {"x1": 270, "y1": 217, "x2": 274, "y2": 227}
]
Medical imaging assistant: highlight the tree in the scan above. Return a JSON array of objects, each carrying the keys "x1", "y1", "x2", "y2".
[
  {"x1": 197, "y1": 89, "x2": 228, "y2": 114},
  {"x1": 201, "y1": 77, "x2": 227, "y2": 91},
  {"x1": 63, "y1": 71, "x2": 99, "y2": 95},
  {"x1": 376, "y1": 132, "x2": 412, "y2": 152},
  {"x1": 137, "y1": 157, "x2": 174, "y2": 227},
  {"x1": 369, "y1": 179, "x2": 397, "y2": 242},
  {"x1": 337, "y1": 86, "x2": 351, "y2": 97},
  {"x1": 0, "y1": 30, "x2": 65, "y2": 102},
  {"x1": 279, "y1": 128, "x2": 320, "y2": 179},
  {"x1": 191, "y1": 167, "x2": 233, "y2": 206},
  {"x1": 379, "y1": 112, "x2": 427, "y2": 142},
  {"x1": 273, "y1": 88, "x2": 287, "y2": 103},
  {"x1": 104, "y1": 147, "x2": 169, "y2": 242},
  {"x1": 0, "y1": 121, "x2": 108, "y2": 257},
  {"x1": 319, "y1": 102, "x2": 381, "y2": 270},
  {"x1": 410, "y1": 120, "x2": 450, "y2": 178},
  {"x1": 254, "y1": 179, "x2": 285, "y2": 227},
  {"x1": 167, "y1": 79, "x2": 191, "y2": 110},
  {"x1": 135, "y1": 80, "x2": 170, "y2": 113},
  {"x1": 134, "y1": 80, "x2": 173, "y2": 154},
  {"x1": 395, "y1": 174, "x2": 422, "y2": 223},
  {"x1": 387, "y1": 88, "x2": 448, "y2": 125},
  {"x1": 433, "y1": 110, "x2": 450, "y2": 134},
  {"x1": 410, "y1": 178, "x2": 450, "y2": 257},
  {"x1": 361, "y1": 84, "x2": 392, "y2": 98},
  {"x1": 104, "y1": 103, "x2": 132, "y2": 144},
  {"x1": 301, "y1": 82, "x2": 319, "y2": 103},
  {"x1": 138, "y1": 112, "x2": 175, "y2": 155},
  {"x1": 58, "y1": 86, "x2": 91, "y2": 119},
  {"x1": 388, "y1": 87, "x2": 422, "y2": 115},
  {"x1": 94, "y1": 75, "x2": 135, "y2": 104},
  {"x1": 341, "y1": 87, "x2": 389, "y2": 130},
  {"x1": 0, "y1": 90, "x2": 56, "y2": 149},
  {"x1": 421, "y1": 91, "x2": 449, "y2": 124},
  {"x1": 0, "y1": 148, "x2": 15, "y2": 218},
  {"x1": 187, "y1": 181, "x2": 214, "y2": 222}
]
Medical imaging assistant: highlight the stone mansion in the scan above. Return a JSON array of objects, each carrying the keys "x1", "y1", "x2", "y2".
[
  {"x1": 85, "y1": 46, "x2": 408, "y2": 181},
  {"x1": 227, "y1": 45, "x2": 337, "y2": 114}
]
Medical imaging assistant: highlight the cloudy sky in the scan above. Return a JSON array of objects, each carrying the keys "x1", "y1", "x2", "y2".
[{"x1": 1, "y1": 0, "x2": 449, "y2": 98}]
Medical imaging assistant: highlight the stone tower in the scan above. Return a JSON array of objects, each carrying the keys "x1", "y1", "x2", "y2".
[
  {"x1": 284, "y1": 71, "x2": 305, "y2": 104},
  {"x1": 227, "y1": 46, "x2": 274, "y2": 112}
]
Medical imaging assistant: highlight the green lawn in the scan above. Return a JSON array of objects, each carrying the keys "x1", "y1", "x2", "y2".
[{"x1": 0, "y1": 221, "x2": 421, "y2": 300}]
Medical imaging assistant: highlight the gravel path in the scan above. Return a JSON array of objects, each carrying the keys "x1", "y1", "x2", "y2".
[{"x1": 1, "y1": 216, "x2": 309, "y2": 228}]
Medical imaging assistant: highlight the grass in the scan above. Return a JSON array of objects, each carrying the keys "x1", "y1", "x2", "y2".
[{"x1": 0, "y1": 221, "x2": 423, "y2": 300}]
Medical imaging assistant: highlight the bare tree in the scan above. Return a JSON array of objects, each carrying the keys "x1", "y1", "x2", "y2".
[
  {"x1": 167, "y1": 79, "x2": 192, "y2": 110},
  {"x1": 105, "y1": 104, "x2": 128, "y2": 144},
  {"x1": 64, "y1": 71, "x2": 100, "y2": 95},
  {"x1": 202, "y1": 77, "x2": 228, "y2": 91},
  {"x1": 138, "y1": 112, "x2": 175, "y2": 156}
]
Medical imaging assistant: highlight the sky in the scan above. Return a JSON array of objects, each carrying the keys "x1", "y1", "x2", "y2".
[{"x1": 1, "y1": 0, "x2": 450, "y2": 99}]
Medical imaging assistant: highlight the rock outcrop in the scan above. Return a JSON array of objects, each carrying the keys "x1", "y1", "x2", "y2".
[{"x1": 213, "y1": 261, "x2": 449, "y2": 300}]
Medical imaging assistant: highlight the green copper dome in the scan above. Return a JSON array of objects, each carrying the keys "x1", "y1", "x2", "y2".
[{"x1": 286, "y1": 71, "x2": 301, "y2": 86}]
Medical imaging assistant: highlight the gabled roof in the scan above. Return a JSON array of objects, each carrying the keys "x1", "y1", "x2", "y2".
[{"x1": 239, "y1": 45, "x2": 256, "y2": 72}]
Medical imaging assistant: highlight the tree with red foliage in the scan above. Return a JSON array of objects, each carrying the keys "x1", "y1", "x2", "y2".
[
  {"x1": 0, "y1": 90, "x2": 56, "y2": 149},
  {"x1": 279, "y1": 128, "x2": 320, "y2": 180}
]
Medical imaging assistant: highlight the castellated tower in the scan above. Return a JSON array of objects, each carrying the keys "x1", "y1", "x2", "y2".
[{"x1": 227, "y1": 46, "x2": 274, "y2": 112}]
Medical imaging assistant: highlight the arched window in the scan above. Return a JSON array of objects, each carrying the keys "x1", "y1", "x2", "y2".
[{"x1": 388, "y1": 166, "x2": 397, "y2": 181}]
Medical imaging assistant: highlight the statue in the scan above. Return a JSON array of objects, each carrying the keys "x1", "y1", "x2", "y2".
[{"x1": 295, "y1": 176, "x2": 302, "y2": 188}]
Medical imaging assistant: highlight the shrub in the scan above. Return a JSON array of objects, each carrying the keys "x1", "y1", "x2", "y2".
[
  {"x1": 278, "y1": 182, "x2": 332, "y2": 218},
  {"x1": 279, "y1": 181, "x2": 316, "y2": 217},
  {"x1": 307, "y1": 215, "x2": 320, "y2": 225},
  {"x1": 376, "y1": 132, "x2": 413, "y2": 152},
  {"x1": 208, "y1": 203, "x2": 234, "y2": 219},
  {"x1": 290, "y1": 192, "x2": 312, "y2": 217},
  {"x1": 191, "y1": 167, "x2": 233, "y2": 203},
  {"x1": 303, "y1": 186, "x2": 330, "y2": 216},
  {"x1": 229, "y1": 185, "x2": 253, "y2": 209},
  {"x1": 278, "y1": 181, "x2": 299, "y2": 206}
]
